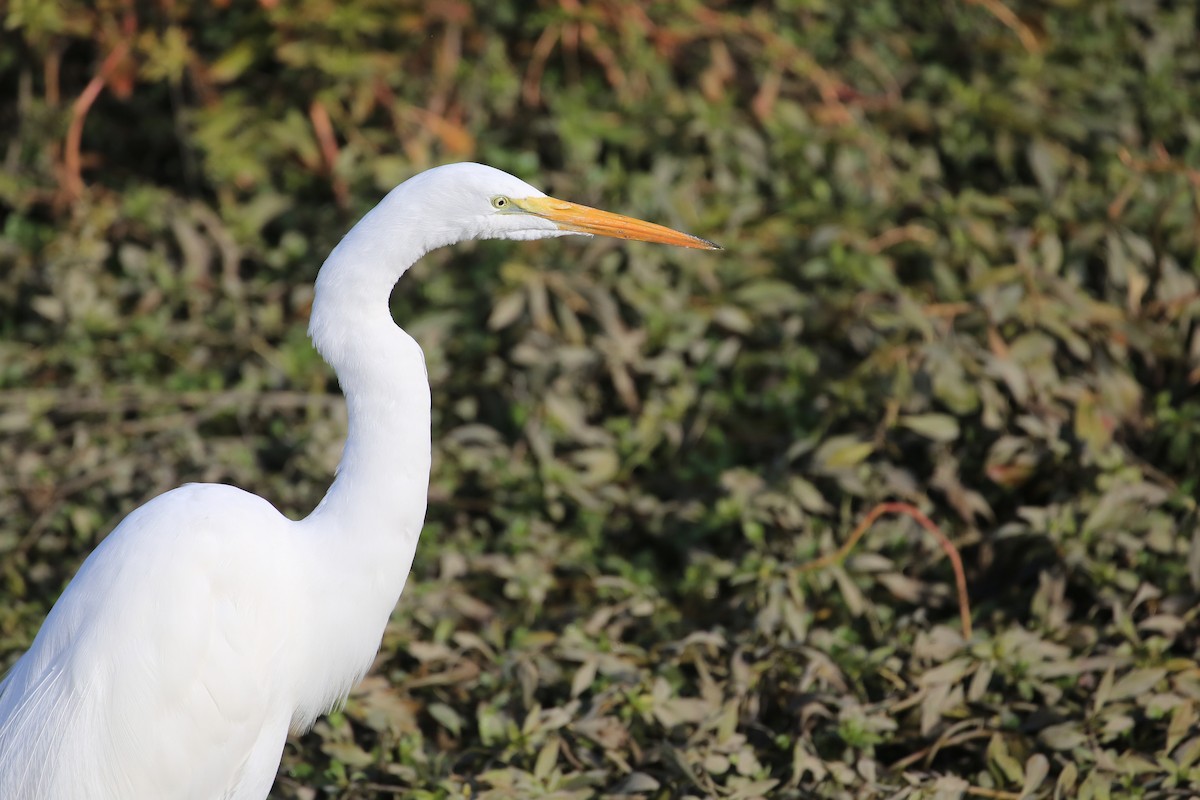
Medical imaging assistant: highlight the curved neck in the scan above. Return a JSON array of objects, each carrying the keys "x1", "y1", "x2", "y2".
[
  {"x1": 284, "y1": 213, "x2": 435, "y2": 721},
  {"x1": 303, "y1": 218, "x2": 432, "y2": 563}
]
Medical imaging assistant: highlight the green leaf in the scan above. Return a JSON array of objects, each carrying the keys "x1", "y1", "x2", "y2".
[
  {"x1": 899, "y1": 413, "x2": 961, "y2": 442},
  {"x1": 428, "y1": 702, "x2": 463, "y2": 737},
  {"x1": 814, "y1": 436, "x2": 874, "y2": 471}
]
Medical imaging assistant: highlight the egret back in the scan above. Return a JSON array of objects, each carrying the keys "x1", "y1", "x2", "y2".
[{"x1": 0, "y1": 484, "x2": 300, "y2": 800}]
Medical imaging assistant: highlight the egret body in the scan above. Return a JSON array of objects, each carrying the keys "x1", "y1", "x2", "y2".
[{"x1": 0, "y1": 163, "x2": 717, "y2": 799}]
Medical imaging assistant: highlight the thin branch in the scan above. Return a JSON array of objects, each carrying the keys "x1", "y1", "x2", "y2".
[
  {"x1": 523, "y1": 23, "x2": 561, "y2": 106},
  {"x1": 964, "y1": 0, "x2": 1041, "y2": 54},
  {"x1": 863, "y1": 224, "x2": 938, "y2": 254},
  {"x1": 308, "y1": 99, "x2": 349, "y2": 210},
  {"x1": 0, "y1": 387, "x2": 343, "y2": 414},
  {"x1": 44, "y1": 46, "x2": 62, "y2": 107},
  {"x1": 796, "y1": 501, "x2": 973, "y2": 639},
  {"x1": 63, "y1": 41, "x2": 130, "y2": 200},
  {"x1": 965, "y1": 787, "x2": 1023, "y2": 800}
]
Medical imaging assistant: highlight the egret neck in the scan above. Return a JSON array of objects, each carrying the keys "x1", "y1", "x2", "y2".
[{"x1": 303, "y1": 199, "x2": 433, "y2": 594}]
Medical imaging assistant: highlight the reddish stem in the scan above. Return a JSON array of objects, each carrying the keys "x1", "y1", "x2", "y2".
[
  {"x1": 797, "y1": 501, "x2": 973, "y2": 640},
  {"x1": 64, "y1": 42, "x2": 129, "y2": 200},
  {"x1": 308, "y1": 99, "x2": 349, "y2": 210}
]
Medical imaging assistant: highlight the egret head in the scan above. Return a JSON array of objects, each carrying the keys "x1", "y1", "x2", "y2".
[
  {"x1": 396, "y1": 162, "x2": 720, "y2": 250},
  {"x1": 314, "y1": 162, "x2": 719, "y2": 379}
]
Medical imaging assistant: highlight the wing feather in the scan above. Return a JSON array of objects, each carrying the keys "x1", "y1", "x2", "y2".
[{"x1": 0, "y1": 483, "x2": 302, "y2": 800}]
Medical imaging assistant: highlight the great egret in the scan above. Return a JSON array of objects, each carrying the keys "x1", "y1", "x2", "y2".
[{"x1": 0, "y1": 163, "x2": 718, "y2": 799}]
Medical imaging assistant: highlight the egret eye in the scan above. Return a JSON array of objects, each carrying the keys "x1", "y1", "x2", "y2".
[{"x1": 491, "y1": 196, "x2": 511, "y2": 210}]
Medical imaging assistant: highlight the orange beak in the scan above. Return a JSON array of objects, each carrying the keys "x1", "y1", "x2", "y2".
[{"x1": 515, "y1": 196, "x2": 721, "y2": 250}]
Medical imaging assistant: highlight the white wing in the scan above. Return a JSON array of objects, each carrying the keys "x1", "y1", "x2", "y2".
[{"x1": 0, "y1": 483, "x2": 302, "y2": 800}]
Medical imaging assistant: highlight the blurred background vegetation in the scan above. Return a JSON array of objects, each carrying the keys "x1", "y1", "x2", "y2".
[{"x1": 2, "y1": 0, "x2": 1199, "y2": 797}]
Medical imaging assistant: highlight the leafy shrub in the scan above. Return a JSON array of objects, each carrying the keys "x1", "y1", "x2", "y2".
[{"x1": 2, "y1": 1, "x2": 1198, "y2": 797}]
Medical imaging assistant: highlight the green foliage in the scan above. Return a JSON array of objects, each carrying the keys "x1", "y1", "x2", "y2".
[{"x1": 2, "y1": 0, "x2": 1199, "y2": 797}]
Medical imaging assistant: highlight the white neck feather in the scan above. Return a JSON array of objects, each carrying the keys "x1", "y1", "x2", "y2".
[
  {"x1": 286, "y1": 196, "x2": 436, "y2": 726},
  {"x1": 303, "y1": 199, "x2": 433, "y2": 615}
]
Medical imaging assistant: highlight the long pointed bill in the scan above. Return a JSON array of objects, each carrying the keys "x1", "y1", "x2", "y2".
[{"x1": 515, "y1": 196, "x2": 721, "y2": 250}]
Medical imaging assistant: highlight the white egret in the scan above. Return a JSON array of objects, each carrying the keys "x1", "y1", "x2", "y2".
[{"x1": 0, "y1": 163, "x2": 718, "y2": 799}]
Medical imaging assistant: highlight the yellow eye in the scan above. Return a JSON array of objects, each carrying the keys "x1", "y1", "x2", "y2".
[{"x1": 491, "y1": 196, "x2": 511, "y2": 209}]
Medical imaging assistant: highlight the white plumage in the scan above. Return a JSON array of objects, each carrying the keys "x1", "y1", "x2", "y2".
[{"x1": 0, "y1": 163, "x2": 716, "y2": 799}]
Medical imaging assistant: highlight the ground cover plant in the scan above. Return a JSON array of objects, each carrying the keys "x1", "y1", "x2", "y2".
[{"x1": 1, "y1": 0, "x2": 1198, "y2": 797}]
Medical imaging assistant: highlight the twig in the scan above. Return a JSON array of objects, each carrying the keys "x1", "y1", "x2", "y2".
[
  {"x1": 796, "y1": 501, "x2": 973, "y2": 639},
  {"x1": 891, "y1": 720, "x2": 992, "y2": 770},
  {"x1": 63, "y1": 41, "x2": 130, "y2": 200},
  {"x1": 964, "y1": 0, "x2": 1041, "y2": 54},
  {"x1": 863, "y1": 224, "x2": 938, "y2": 254},
  {"x1": 308, "y1": 99, "x2": 349, "y2": 210},
  {"x1": 0, "y1": 387, "x2": 343, "y2": 414},
  {"x1": 523, "y1": 23, "x2": 561, "y2": 106},
  {"x1": 43, "y1": 46, "x2": 62, "y2": 107},
  {"x1": 1119, "y1": 143, "x2": 1200, "y2": 183},
  {"x1": 691, "y1": 6, "x2": 853, "y2": 125},
  {"x1": 965, "y1": 788, "x2": 1023, "y2": 800},
  {"x1": 557, "y1": 0, "x2": 627, "y2": 94}
]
